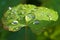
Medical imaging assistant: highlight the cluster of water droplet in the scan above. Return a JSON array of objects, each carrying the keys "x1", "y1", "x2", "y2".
[
  {"x1": 2, "y1": 4, "x2": 58, "y2": 32},
  {"x1": 2, "y1": 4, "x2": 36, "y2": 31}
]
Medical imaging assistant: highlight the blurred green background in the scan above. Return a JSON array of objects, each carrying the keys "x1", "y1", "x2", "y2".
[{"x1": 0, "y1": 0, "x2": 60, "y2": 40}]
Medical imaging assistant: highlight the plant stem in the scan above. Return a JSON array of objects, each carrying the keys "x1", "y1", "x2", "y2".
[{"x1": 25, "y1": 26, "x2": 28, "y2": 40}]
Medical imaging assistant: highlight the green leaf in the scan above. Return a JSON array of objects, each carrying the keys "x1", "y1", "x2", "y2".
[
  {"x1": 2, "y1": 4, "x2": 58, "y2": 36},
  {"x1": 2, "y1": 4, "x2": 36, "y2": 32},
  {"x1": 41, "y1": 0, "x2": 60, "y2": 40},
  {"x1": 29, "y1": 7, "x2": 58, "y2": 35}
]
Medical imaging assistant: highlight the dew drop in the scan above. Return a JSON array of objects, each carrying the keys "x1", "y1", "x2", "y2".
[
  {"x1": 33, "y1": 20, "x2": 40, "y2": 25},
  {"x1": 11, "y1": 10, "x2": 17, "y2": 14},
  {"x1": 9, "y1": 7, "x2": 12, "y2": 10},
  {"x1": 48, "y1": 15, "x2": 51, "y2": 17},
  {"x1": 25, "y1": 14, "x2": 35, "y2": 22},
  {"x1": 28, "y1": 14, "x2": 35, "y2": 19},
  {"x1": 12, "y1": 21, "x2": 18, "y2": 25},
  {"x1": 47, "y1": 15, "x2": 52, "y2": 20},
  {"x1": 49, "y1": 17, "x2": 52, "y2": 20}
]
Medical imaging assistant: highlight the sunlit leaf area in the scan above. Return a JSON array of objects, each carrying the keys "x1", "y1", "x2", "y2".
[{"x1": 0, "y1": 0, "x2": 60, "y2": 40}]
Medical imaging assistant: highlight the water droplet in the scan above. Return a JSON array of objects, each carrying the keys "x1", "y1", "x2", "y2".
[
  {"x1": 47, "y1": 15, "x2": 52, "y2": 20},
  {"x1": 49, "y1": 18, "x2": 52, "y2": 20},
  {"x1": 28, "y1": 14, "x2": 35, "y2": 19},
  {"x1": 9, "y1": 7, "x2": 12, "y2": 10},
  {"x1": 25, "y1": 14, "x2": 35, "y2": 22},
  {"x1": 11, "y1": 10, "x2": 17, "y2": 14},
  {"x1": 48, "y1": 15, "x2": 51, "y2": 17},
  {"x1": 12, "y1": 21, "x2": 18, "y2": 25},
  {"x1": 33, "y1": 20, "x2": 40, "y2": 25}
]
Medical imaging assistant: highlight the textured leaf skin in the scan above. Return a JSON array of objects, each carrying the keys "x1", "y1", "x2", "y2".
[
  {"x1": 29, "y1": 7, "x2": 58, "y2": 35},
  {"x1": 41, "y1": 0, "x2": 60, "y2": 40},
  {"x1": 2, "y1": 4, "x2": 58, "y2": 32},
  {"x1": 2, "y1": 4, "x2": 36, "y2": 32}
]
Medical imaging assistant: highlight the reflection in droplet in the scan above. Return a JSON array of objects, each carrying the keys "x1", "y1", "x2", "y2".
[
  {"x1": 9, "y1": 7, "x2": 12, "y2": 10},
  {"x1": 12, "y1": 21, "x2": 18, "y2": 25},
  {"x1": 25, "y1": 14, "x2": 35, "y2": 22},
  {"x1": 11, "y1": 10, "x2": 17, "y2": 14},
  {"x1": 28, "y1": 14, "x2": 35, "y2": 19},
  {"x1": 33, "y1": 20, "x2": 39, "y2": 25}
]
